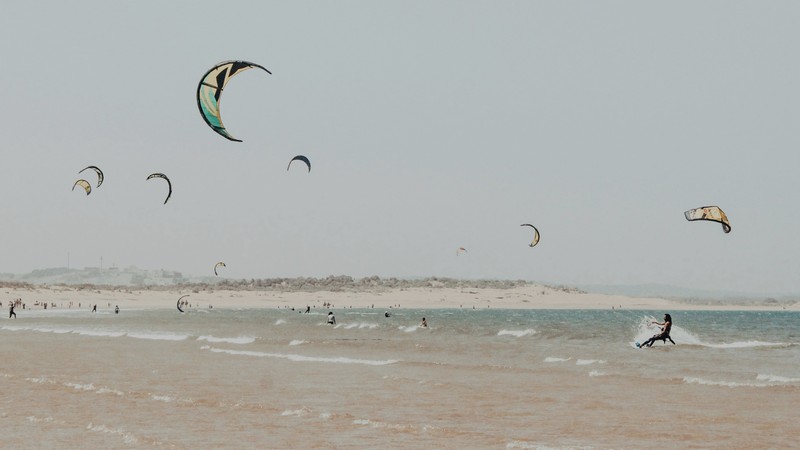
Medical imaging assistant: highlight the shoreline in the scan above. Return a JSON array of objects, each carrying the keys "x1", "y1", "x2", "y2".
[{"x1": 3, "y1": 284, "x2": 798, "y2": 312}]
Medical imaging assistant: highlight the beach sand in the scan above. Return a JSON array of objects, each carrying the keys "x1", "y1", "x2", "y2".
[{"x1": 4, "y1": 283, "x2": 797, "y2": 312}]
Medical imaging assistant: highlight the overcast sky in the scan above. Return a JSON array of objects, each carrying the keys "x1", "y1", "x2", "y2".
[{"x1": 1, "y1": 1, "x2": 798, "y2": 294}]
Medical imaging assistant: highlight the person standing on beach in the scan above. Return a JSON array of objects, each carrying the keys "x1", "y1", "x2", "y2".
[
  {"x1": 327, "y1": 312, "x2": 336, "y2": 325},
  {"x1": 9, "y1": 304, "x2": 16, "y2": 319},
  {"x1": 638, "y1": 314, "x2": 674, "y2": 347},
  {"x1": 92, "y1": 304, "x2": 97, "y2": 313},
  {"x1": 115, "y1": 305, "x2": 119, "y2": 314}
]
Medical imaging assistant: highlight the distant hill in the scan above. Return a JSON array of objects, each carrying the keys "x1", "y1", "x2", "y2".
[
  {"x1": 0, "y1": 268, "x2": 586, "y2": 294},
  {"x1": 0, "y1": 266, "x2": 210, "y2": 287}
]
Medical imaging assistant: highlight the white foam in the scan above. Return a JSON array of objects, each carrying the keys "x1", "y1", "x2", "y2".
[
  {"x1": 543, "y1": 357, "x2": 571, "y2": 363},
  {"x1": 352, "y1": 419, "x2": 412, "y2": 430},
  {"x1": 27, "y1": 416, "x2": 55, "y2": 424},
  {"x1": 706, "y1": 341, "x2": 786, "y2": 349},
  {"x1": 65, "y1": 382, "x2": 96, "y2": 391},
  {"x1": 275, "y1": 319, "x2": 287, "y2": 325},
  {"x1": 96, "y1": 387, "x2": 125, "y2": 396},
  {"x1": 126, "y1": 332, "x2": 188, "y2": 341},
  {"x1": 75, "y1": 329, "x2": 125, "y2": 337},
  {"x1": 576, "y1": 359, "x2": 605, "y2": 365},
  {"x1": 588, "y1": 370, "x2": 606, "y2": 377},
  {"x1": 281, "y1": 407, "x2": 311, "y2": 417},
  {"x1": 400, "y1": 325, "x2": 418, "y2": 333},
  {"x1": 498, "y1": 329, "x2": 536, "y2": 338},
  {"x1": 26, "y1": 376, "x2": 55, "y2": 384},
  {"x1": 86, "y1": 423, "x2": 138, "y2": 445},
  {"x1": 197, "y1": 335, "x2": 255, "y2": 345},
  {"x1": 756, "y1": 374, "x2": 800, "y2": 383},
  {"x1": 683, "y1": 376, "x2": 769, "y2": 388},
  {"x1": 151, "y1": 395, "x2": 175, "y2": 403},
  {"x1": 344, "y1": 322, "x2": 379, "y2": 329},
  {"x1": 204, "y1": 346, "x2": 398, "y2": 366},
  {"x1": 289, "y1": 340, "x2": 307, "y2": 346}
]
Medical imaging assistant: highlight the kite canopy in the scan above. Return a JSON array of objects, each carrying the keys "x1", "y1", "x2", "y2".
[
  {"x1": 146, "y1": 173, "x2": 172, "y2": 204},
  {"x1": 79, "y1": 166, "x2": 104, "y2": 188},
  {"x1": 287, "y1": 155, "x2": 311, "y2": 173},
  {"x1": 72, "y1": 179, "x2": 91, "y2": 195},
  {"x1": 456, "y1": 247, "x2": 467, "y2": 255},
  {"x1": 197, "y1": 60, "x2": 271, "y2": 142},
  {"x1": 214, "y1": 262, "x2": 226, "y2": 276},
  {"x1": 684, "y1": 206, "x2": 731, "y2": 233},
  {"x1": 520, "y1": 224, "x2": 541, "y2": 247}
]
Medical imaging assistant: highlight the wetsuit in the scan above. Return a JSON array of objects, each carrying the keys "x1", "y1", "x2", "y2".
[{"x1": 641, "y1": 321, "x2": 673, "y2": 347}]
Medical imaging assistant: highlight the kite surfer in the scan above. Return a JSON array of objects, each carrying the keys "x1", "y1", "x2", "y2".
[
  {"x1": 638, "y1": 314, "x2": 674, "y2": 347},
  {"x1": 9, "y1": 304, "x2": 16, "y2": 319}
]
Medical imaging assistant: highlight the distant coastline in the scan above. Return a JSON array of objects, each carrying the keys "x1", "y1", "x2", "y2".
[{"x1": 1, "y1": 267, "x2": 797, "y2": 308}]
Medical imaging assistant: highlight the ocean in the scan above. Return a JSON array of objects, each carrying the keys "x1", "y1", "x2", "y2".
[{"x1": 2, "y1": 307, "x2": 799, "y2": 449}]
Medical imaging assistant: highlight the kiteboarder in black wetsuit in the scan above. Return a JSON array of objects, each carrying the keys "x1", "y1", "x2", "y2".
[
  {"x1": 639, "y1": 314, "x2": 674, "y2": 347},
  {"x1": 9, "y1": 304, "x2": 16, "y2": 319}
]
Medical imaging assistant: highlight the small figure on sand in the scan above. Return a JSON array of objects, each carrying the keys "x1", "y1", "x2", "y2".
[
  {"x1": 420, "y1": 317, "x2": 428, "y2": 328},
  {"x1": 637, "y1": 313, "x2": 674, "y2": 347},
  {"x1": 114, "y1": 305, "x2": 119, "y2": 314},
  {"x1": 92, "y1": 304, "x2": 97, "y2": 313},
  {"x1": 327, "y1": 311, "x2": 336, "y2": 325},
  {"x1": 9, "y1": 304, "x2": 16, "y2": 319}
]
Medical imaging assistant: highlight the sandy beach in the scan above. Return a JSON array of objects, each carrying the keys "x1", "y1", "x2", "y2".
[{"x1": 4, "y1": 282, "x2": 798, "y2": 313}]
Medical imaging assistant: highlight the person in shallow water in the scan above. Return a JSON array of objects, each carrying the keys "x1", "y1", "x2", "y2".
[
  {"x1": 420, "y1": 317, "x2": 428, "y2": 328},
  {"x1": 638, "y1": 313, "x2": 674, "y2": 347},
  {"x1": 9, "y1": 304, "x2": 16, "y2": 319},
  {"x1": 327, "y1": 312, "x2": 336, "y2": 325}
]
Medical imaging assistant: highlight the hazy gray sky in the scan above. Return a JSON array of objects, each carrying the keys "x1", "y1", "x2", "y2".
[{"x1": 1, "y1": 1, "x2": 798, "y2": 294}]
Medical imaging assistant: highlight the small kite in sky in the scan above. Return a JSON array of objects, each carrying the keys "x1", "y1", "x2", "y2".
[
  {"x1": 214, "y1": 262, "x2": 226, "y2": 276},
  {"x1": 684, "y1": 206, "x2": 731, "y2": 234},
  {"x1": 72, "y1": 179, "x2": 91, "y2": 195},
  {"x1": 287, "y1": 155, "x2": 311, "y2": 173},
  {"x1": 79, "y1": 166, "x2": 104, "y2": 188},
  {"x1": 147, "y1": 173, "x2": 172, "y2": 205},
  {"x1": 520, "y1": 224, "x2": 540, "y2": 247}
]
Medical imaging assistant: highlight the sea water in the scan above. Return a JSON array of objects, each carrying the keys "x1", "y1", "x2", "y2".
[{"x1": 2, "y1": 307, "x2": 798, "y2": 448}]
